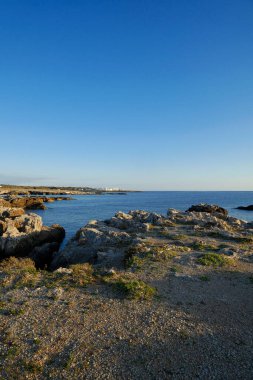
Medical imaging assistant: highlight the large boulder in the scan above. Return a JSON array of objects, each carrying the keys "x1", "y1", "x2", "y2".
[
  {"x1": 0, "y1": 207, "x2": 65, "y2": 262},
  {"x1": 50, "y1": 220, "x2": 132, "y2": 270},
  {"x1": 186, "y1": 204, "x2": 228, "y2": 217},
  {"x1": 0, "y1": 224, "x2": 65, "y2": 259},
  {"x1": 76, "y1": 220, "x2": 132, "y2": 248}
]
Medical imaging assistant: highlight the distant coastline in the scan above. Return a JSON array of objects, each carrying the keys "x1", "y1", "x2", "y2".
[{"x1": 0, "y1": 184, "x2": 140, "y2": 196}]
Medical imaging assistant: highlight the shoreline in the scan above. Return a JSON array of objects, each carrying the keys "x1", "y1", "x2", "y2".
[{"x1": 0, "y1": 203, "x2": 252, "y2": 378}]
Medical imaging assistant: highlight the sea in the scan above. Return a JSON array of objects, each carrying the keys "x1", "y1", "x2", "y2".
[{"x1": 34, "y1": 191, "x2": 253, "y2": 245}]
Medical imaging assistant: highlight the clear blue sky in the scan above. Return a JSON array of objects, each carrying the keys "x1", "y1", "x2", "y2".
[{"x1": 0, "y1": 0, "x2": 252, "y2": 190}]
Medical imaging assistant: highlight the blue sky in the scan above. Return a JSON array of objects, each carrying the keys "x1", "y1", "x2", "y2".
[{"x1": 0, "y1": 0, "x2": 252, "y2": 190}]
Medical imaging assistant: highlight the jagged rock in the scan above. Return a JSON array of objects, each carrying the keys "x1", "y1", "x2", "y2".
[
  {"x1": 50, "y1": 243, "x2": 97, "y2": 270},
  {"x1": 0, "y1": 207, "x2": 65, "y2": 261},
  {"x1": 106, "y1": 212, "x2": 150, "y2": 232},
  {"x1": 186, "y1": 204, "x2": 228, "y2": 217},
  {"x1": 167, "y1": 208, "x2": 180, "y2": 217},
  {"x1": 50, "y1": 220, "x2": 132, "y2": 270},
  {"x1": 76, "y1": 221, "x2": 132, "y2": 247},
  {"x1": 167, "y1": 208, "x2": 240, "y2": 232},
  {"x1": 106, "y1": 210, "x2": 173, "y2": 230},
  {"x1": 13, "y1": 214, "x2": 43, "y2": 233},
  {"x1": 0, "y1": 207, "x2": 25, "y2": 219},
  {"x1": 0, "y1": 199, "x2": 12, "y2": 207},
  {"x1": 9, "y1": 197, "x2": 47, "y2": 210},
  {"x1": 128, "y1": 210, "x2": 173, "y2": 226},
  {"x1": 0, "y1": 196, "x2": 47, "y2": 210}
]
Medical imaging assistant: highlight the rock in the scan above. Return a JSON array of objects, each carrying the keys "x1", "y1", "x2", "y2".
[
  {"x1": 167, "y1": 208, "x2": 180, "y2": 217},
  {"x1": 35, "y1": 224, "x2": 65, "y2": 246},
  {"x1": 55, "y1": 267, "x2": 73, "y2": 274},
  {"x1": 236, "y1": 205, "x2": 253, "y2": 211},
  {"x1": 50, "y1": 220, "x2": 132, "y2": 270},
  {"x1": 13, "y1": 213, "x2": 43, "y2": 234},
  {"x1": 167, "y1": 206, "x2": 247, "y2": 232},
  {"x1": 96, "y1": 249, "x2": 123, "y2": 267},
  {"x1": 0, "y1": 198, "x2": 12, "y2": 207},
  {"x1": 106, "y1": 212, "x2": 149, "y2": 232},
  {"x1": 50, "y1": 287, "x2": 64, "y2": 299},
  {"x1": 226, "y1": 216, "x2": 246, "y2": 227},
  {"x1": 218, "y1": 247, "x2": 237, "y2": 256},
  {"x1": 29, "y1": 242, "x2": 60, "y2": 269},
  {"x1": 50, "y1": 243, "x2": 97, "y2": 270},
  {"x1": 186, "y1": 204, "x2": 228, "y2": 217},
  {"x1": 76, "y1": 221, "x2": 132, "y2": 248},
  {"x1": 0, "y1": 220, "x2": 7, "y2": 236},
  {"x1": 107, "y1": 210, "x2": 173, "y2": 229},
  {"x1": 8, "y1": 197, "x2": 46, "y2": 210},
  {"x1": 0, "y1": 207, "x2": 25, "y2": 219},
  {"x1": 0, "y1": 209, "x2": 65, "y2": 261}
]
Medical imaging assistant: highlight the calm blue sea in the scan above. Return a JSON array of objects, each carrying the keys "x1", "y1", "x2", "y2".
[{"x1": 33, "y1": 191, "x2": 253, "y2": 244}]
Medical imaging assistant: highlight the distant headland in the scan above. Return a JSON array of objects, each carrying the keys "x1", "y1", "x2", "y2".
[{"x1": 0, "y1": 184, "x2": 138, "y2": 196}]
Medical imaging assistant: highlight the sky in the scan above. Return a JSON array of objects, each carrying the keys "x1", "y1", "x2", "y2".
[{"x1": 0, "y1": 0, "x2": 252, "y2": 190}]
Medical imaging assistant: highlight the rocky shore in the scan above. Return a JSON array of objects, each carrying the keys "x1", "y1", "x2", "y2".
[
  {"x1": 0, "y1": 203, "x2": 65, "y2": 269},
  {"x1": 0, "y1": 203, "x2": 252, "y2": 379},
  {"x1": 0, "y1": 195, "x2": 74, "y2": 211}
]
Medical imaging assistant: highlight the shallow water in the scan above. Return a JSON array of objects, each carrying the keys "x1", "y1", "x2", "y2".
[{"x1": 33, "y1": 191, "x2": 253, "y2": 244}]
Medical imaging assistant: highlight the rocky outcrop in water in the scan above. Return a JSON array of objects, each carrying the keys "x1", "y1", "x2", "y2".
[
  {"x1": 236, "y1": 205, "x2": 253, "y2": 211},
  {"x1": 186, "y1": 204, "x2": 228, "y2": 217},
  {"x1": 1, "y1": 197, "x2": 46, "y2": 210},
  {"x1": 0, "y1": 195, "x2": 74, "y2": 211}
]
